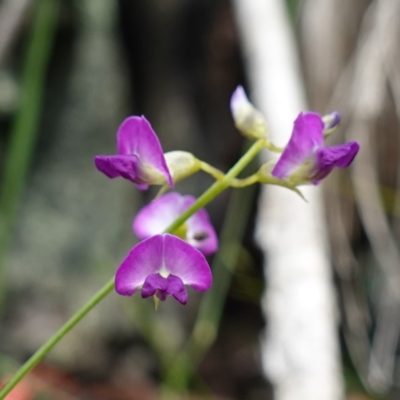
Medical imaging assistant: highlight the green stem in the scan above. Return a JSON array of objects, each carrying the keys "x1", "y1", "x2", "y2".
[
  {"x1": 163, "y1": 181, "x2": 257, "y2": 390},
  {"x1": 165, "y1": 139, "x2": 265, "y2": 234},
  {"x1": 258, "y1": 173, "x2": 306, "y2": 201},
  {"x1": 0, "y1": 140, "x2": 265, "y2": 399},
  {"x1": 0, "y1": 278, "x2": 115, "y2": 399},
  {"x1": 199, "y1": 161, "x2": 225, "y2": 181},
  {"x1": 230, "y1": 175, "x2": 259, "y2": 188},
  {"x1": 229, "y1": 171, "x2": 305, "y2": 198}
]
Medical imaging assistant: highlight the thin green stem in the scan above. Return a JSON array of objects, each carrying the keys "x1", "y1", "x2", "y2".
[
  {"x1": 258, "y1": 173, "x2": 306, "y2": 201},
  {"x1": 165, "y1": 139, "x2": 265, "y2": 234},
  {"x1": 0, "y1": 139, "x2": 265, "y2": 399},
  {"x1": 163, "y1": 182, "x2": 257, "y2": 390},
  {"x1": 230, "y1": 175, "x2": 259, "y2": 188},
  {"x1": 0, "y1": 278, "x2": 115, "y2": 399},
  {"x1": 199, "y1": 161, "x2": 225, "y2": 181}
]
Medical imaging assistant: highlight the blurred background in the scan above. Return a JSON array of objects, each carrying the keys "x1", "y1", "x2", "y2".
[{"x1": 0, "y1": 0, "x2": 399, "y2": 399}]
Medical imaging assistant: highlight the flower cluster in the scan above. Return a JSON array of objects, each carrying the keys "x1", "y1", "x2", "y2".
[
  {"x1": 95, "y1": 116, "x2": 217, "y2": 306},
  {"x1": 95, "y1": 87, "x2": 359, "y2": 306},
  {"x1": 230, "y1": 86, "x2": 359, "y2": 187}
]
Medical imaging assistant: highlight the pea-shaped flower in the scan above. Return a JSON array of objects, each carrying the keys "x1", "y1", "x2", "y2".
[
  {"x1": 133, "y1": 192, "x2": 218, "y2": 256},
  {"x1": 95, "y1": 116, "x2": 173, "y2": 190},
  {"x1": 115, "y1": 234, "x2": 212, "y2": 305},
  {"x1": 272, "y1": 112, "x2": 359, "y2": 184}
]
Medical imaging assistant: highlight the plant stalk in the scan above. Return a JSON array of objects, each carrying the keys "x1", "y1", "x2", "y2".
[{"x1": 0, "y1": 138, "x2": 265, "y2": 399}]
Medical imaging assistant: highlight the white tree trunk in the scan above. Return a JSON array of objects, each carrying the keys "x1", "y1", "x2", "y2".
[{"x1": 231, "y1": 1, "x2": 344, "y2": 399}]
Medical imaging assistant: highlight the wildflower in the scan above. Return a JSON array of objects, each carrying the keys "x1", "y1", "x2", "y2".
[
  {"x1": 133, "y1": 192, "x2": 218, "y2": 256},
  {"x1": 95, "y1": 116, "x2": 173, "y2": 190},
  {"x1": 272, "y1": 112, "x2": 359, "y2": 184},
  {"x1": 230, "y1": 86, "x2": 268, "y2": 139},
  {"x1": 115, "y1": 234, "x2": 212, "y2": 305}
]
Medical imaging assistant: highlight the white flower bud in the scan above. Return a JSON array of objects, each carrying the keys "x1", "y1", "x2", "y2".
[{"x1": 230, "y1": 86, "x2": 268, "y2": 139}]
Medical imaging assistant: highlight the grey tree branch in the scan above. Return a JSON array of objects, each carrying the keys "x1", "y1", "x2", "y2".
[{"x1": 232, "y1": 1, "x2": 344, "y2": 399}]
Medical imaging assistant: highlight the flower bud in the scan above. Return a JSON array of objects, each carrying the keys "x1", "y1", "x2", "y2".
[
  {"x1": 230, "y1": 86, "x2": 268, "y2": 140},
  {"x1": 322, "y1": 111, "x2": 341, "y2": 131},
  {"x1": 164, "y1": 151, "x2": 202, "y2": 184}
]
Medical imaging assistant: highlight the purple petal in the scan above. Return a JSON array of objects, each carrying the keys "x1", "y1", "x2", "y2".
[
  {"x1": 115, "y1": 235, "x2": 163, "y2": 296},
  {"x1": 166, "y1": 275, "x2": 188, "y2": 304},
  {"x1": 136, "y1": 183, "x2": 149, "y2": 190},
  {"x1": 141, "y1": 273, "x2": 168, "y2": 298},
  {"x1": 141, "y1": 273, "x2": 188, "y2": 304},
  {"x1": 95, "y1": 155, "x2": 139, "y2": 181},
  {"x1": 133, "y1": 192, "x2": 184, "y2": 238},
  {"x1": 310, "y1": 141, "x2": 360, "y2": 182},
  {"x1": 133, "y1": 193, "x2": 218, "y2": 255},
  {"x1": 163, "y1": 234, "x2": 212, "y2": 291},
  {"x1": 116, "y1": 116, "x2": 173, "y2": 187},
  {"x1": 182, "y1": 196, "x2": 218, "y2": 256},
  {"x1": 272, "y1": 112, "x2": 324, "y2": 179}
]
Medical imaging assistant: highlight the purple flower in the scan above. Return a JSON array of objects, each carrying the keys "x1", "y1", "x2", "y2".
[
  {"x1": 272, "y1": 112, "x2": 359, "y2": 184},
  {"x1": 95, "y1": 116, "x2": 173, "y2": 190},
  {"x1": 133, "y1": 192, "x2": 218, "y2": 256},
  {"x1": 115, "y1": 234, "x2": 212, "y2": 304}
]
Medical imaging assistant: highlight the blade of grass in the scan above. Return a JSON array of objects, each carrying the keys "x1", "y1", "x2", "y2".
[{"x1": 0, "y1": 0, "x2": 59, "y2": 305}]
